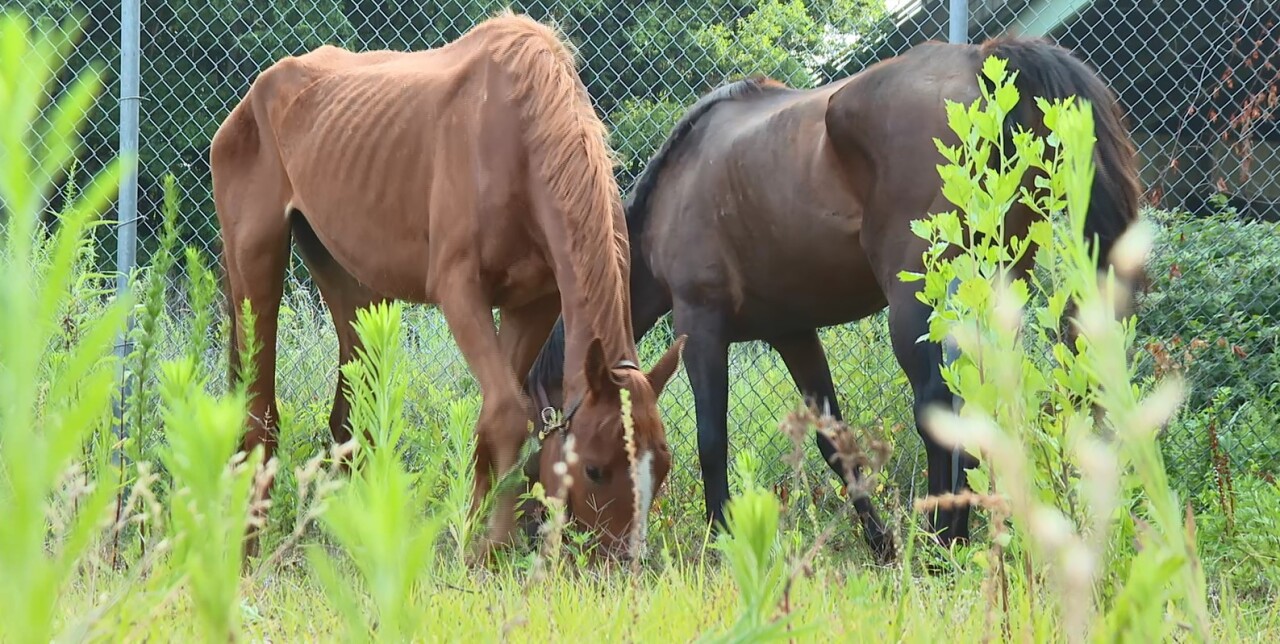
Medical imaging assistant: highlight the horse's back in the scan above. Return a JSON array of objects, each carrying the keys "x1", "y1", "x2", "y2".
[
  {"x1": 643, "y1": 81, "x2": 889, "y2": 333},
  {"x1": 211, "y1": 32, "x2": 534, "y2": 303}
]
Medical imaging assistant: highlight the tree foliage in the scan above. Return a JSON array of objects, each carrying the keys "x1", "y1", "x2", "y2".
[{"x1": 22, "y1": 0, "x2": 893, "y2": 263}]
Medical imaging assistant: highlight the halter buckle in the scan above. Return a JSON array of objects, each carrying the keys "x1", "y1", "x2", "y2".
[{"x1": 537, "y1": 406, "x2": 566, "y2": 441}]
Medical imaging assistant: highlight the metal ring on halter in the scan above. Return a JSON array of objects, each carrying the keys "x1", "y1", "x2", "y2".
[
  {"x1": 533, "y1": 358, "x2": 642, "y2": 442},
  {"x1": 538, "y1": 406, "x2": 563, "y2": 441},
  {"x1": 540, "y1": 406, "x2": 560, "y2": 427}
]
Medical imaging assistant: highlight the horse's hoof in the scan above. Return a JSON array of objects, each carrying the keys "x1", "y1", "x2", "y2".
[
  {"x1": 465, "y1": 540, "x2": 495, "y2": 569},
  {"x1": 870, "y1": 536, "x2": 898, "y2": 566}
]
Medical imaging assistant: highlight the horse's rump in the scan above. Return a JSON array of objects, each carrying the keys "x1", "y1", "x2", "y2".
[{"x1": 825, "y1": 37, "x2": 1139, "y2": 284}]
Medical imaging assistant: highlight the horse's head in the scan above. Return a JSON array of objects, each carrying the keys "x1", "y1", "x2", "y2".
[{"x1": 536, "y1": 335, "x2": 685, "y2": 558}]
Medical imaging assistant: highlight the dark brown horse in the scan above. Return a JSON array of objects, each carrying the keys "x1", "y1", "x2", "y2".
[
  {"x1": 210, "y1": 12, "x2": 685, "y2": 560},
  {"x1": 524, "y1": 35, "x2": 1140, "y2": 559}
]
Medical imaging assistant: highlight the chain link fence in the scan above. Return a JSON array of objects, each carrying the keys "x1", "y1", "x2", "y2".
[{"x1": 15, "y1": 0, "x2": 1279, "y2": 504}]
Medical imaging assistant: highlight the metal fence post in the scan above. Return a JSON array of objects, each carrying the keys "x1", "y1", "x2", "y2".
[
  {"x1": 945, "y1": 0, "x2": 968, "y2": 494},
  {"x1": 113, "y1": 0, "x2": 142, "y2": 458},
  {"x1": 950, "y1": 0, "x2": 968, "y2": 44}
]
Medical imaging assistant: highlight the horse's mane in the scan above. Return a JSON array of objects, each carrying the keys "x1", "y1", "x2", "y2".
[
  {"x1": 523, "y1": 75, "x2": 787, "y2": 403},
  {"x1": 478, "y1": 11, "x2": 632, "y2": 348},
  {"x1": 625, "y1": 75, "x2": 788, "y2": 230}
]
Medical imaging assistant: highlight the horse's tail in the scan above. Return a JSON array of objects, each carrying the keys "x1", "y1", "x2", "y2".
[{"x1": 979, "y1": 37, "x2": 1142, "y2": 276}]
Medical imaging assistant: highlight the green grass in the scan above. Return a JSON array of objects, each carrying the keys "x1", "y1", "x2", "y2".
[{"x1": 54, "y1": 547, "x2": 1280, "y2": 641}]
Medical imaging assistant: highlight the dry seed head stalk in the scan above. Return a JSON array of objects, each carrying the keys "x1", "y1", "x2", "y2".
[
  {"x1": 817, "y1": 421, "x2": 874, "y2": 500},
  {"x1": 48, "y1": 462, "x2": 96, "y2": 536},
  {"x1": 980, "y1": 495, "x2": 1013, "y2": 643},
  {"x1": 559, "y1": 433, "x2": 578, "y2": 494},
  {"x1": 294, "y1": 449, "x2": 327, "y2": 505},
  {"x1": 1075, "y1": 436, "x2": 1120, "y2": 543},
  {"x1": 112, "y1": 461, "x2": 163, "y2": 535},
  {"x1": 247, "y1": 457, "x2": 280, "y2": 531},
  {"x1": 779, "y1": 404, "x2": 816, "y2": 446},
  {"x1": 1124, "y1": 378, "x2": 1184, "y2": 442},
  {"x1": 914, "y1": 491, "x2": 1008, "y2": 514},
  {"x1": 332, "y1": 438, "x2": 359, "y2": 463},
  {"x1": 992, "y1": 275, "x2": 1025, "y2": 337},
  {"x1": 529, "y1": 435, "x2": 577, "y2": 585},
  {"x1": 1108, "y1": 219, "x2": 1154, "y2": 282}
]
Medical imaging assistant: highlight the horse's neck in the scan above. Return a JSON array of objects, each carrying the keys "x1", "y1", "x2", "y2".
[
  {"x1": 558, "y1": 265, "x2": 636, "y2": 397},
  {"x1": 540, "y1": 188, "x2": 636, "y2": 397}
]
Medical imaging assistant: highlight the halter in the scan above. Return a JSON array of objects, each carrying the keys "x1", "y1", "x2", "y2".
[{"x1": 534, "y1": 358, "x2": 642, "y2": 443}]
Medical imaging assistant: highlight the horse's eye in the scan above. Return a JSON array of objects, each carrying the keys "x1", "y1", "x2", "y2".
[{"x1": 585, "y1": 465, "x2": 604, "y2": 483}]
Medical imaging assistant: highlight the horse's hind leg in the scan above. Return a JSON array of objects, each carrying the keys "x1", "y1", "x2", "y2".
[
  {"x1": 218, "y1": 197, "x2": 291, "y2": 557},
  {"x1": 769, "y1": 329, "x2": 896, "y2": 563},
  {"x1": 885, "y1": 280, "x2": 975, "y2": 548},
  {"x1": 291, "y1": 215, "x2": 386, "y2": 455}
]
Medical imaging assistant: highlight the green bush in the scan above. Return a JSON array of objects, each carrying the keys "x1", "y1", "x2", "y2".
[
  {"x1": 904, "y1": 55, "x2": 1211, "y2": 640},
  {"x1": 1137, "y1": 207, "x2": 1280, "y2": 412},
  {"x1": 1135, "y1": 208, "x2": 1280, "y2": 506},
  {"x1": 1193, "y1": 472, "x2": 1280, "y2": 598},
  {"x1": 0, "y1": 11, "x2": 131, "y2": 642}
]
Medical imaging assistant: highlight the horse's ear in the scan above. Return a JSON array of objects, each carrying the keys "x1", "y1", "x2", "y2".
[
  {"x1": 585, "y1": 337, "x2": 611, "y2": 394},
  {"x1": 646, "y1": 334, "x2": 687, "y2": 396}
]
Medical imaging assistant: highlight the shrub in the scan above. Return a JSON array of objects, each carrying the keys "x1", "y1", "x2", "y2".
[
  {"x1": 1193, "y1": 472, "x2": 1280, "y2": 598},
  {"x1": 1135, "y1": 208, "x2": 1280, "y2": 498},
  {"x1": 1138, "y1": 206, "x2": 1280, "y2": 414},
  {"x1": 308, "y1": 301, "x2": 446, "y2": 642}
]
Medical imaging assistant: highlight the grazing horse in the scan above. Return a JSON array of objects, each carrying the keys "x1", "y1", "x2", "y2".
[
  {"x1": 523, "y1": 35, "x2": 1140, "y2": 558},
  {"x1": 210, "y1": 12, "x2": 685, "y2": 559}
]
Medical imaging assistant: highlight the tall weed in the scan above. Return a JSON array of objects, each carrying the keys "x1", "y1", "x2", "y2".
[
  {"x1": 153, "y1": 357, "x2": 264, "y2": 640},
  {"x1": 308, "y1": 301, "x2": 445, "y2": 642},
  {"x1": 903, "y1": 56, "x2": 1210, "y2": 640},
  {"x1": 0, "y1": 11, "x2": 133, "y2": 642}
]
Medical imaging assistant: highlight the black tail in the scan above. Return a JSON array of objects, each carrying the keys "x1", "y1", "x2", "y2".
[{"x1": 980, "y1": 37, "x2": 1142, "y2": 275}]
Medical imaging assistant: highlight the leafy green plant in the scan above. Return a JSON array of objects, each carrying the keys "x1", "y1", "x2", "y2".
[
  {"x1": 0, "y1": 10, "x2": 135, "y2": 643},
  {"x1": 122, "y1": 174, "x2": 182, "y2": 467},
  {"x1": 430, "y1": 395, "x2": 483, "y2": 564},
  {"x1": 1194, "y1": 472, "x2": 1280, "y2": 598},
  {"x1": 1137, "y1": 207, "x2": 1280, "y2": 498},
  {"x1": 155, "y1": 356, "x2": 265, "y2": 641},
  {"x1": 308, "y1": 300, "x2": 445, "y2": 642},
  {"x1": 903, "y1": 56, "x2": 1210, "y2": 640},
  {"x1": 1138, "y1": 208, "x2": 1280, "y2": 412},
  {"x1": 700, "y1": 487, "x2": 794, "y2": 643}
]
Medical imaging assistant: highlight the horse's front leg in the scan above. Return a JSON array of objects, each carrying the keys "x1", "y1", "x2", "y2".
[
  {"x1": 438, "y1": 280, "x2": 533, "y2": 562},
  {"x1": 672, "y1": 299, "x2": 733, "y2": 531}
]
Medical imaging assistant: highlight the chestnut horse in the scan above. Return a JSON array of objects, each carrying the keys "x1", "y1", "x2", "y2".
[
  {"x1": 210, "y1": 12, "x2": 685, "y2": 559},
  {"x1": 523, "y1": 35, "x2": 1140, "y2": 559}
]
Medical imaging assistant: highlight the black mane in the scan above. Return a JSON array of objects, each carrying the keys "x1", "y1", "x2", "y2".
[
  {"x1": 523, "y1": 76, "x2": 786, "y2": 405},
  {"x1": 625, "y1": 75, "x2": 786, "y2": 229}
]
